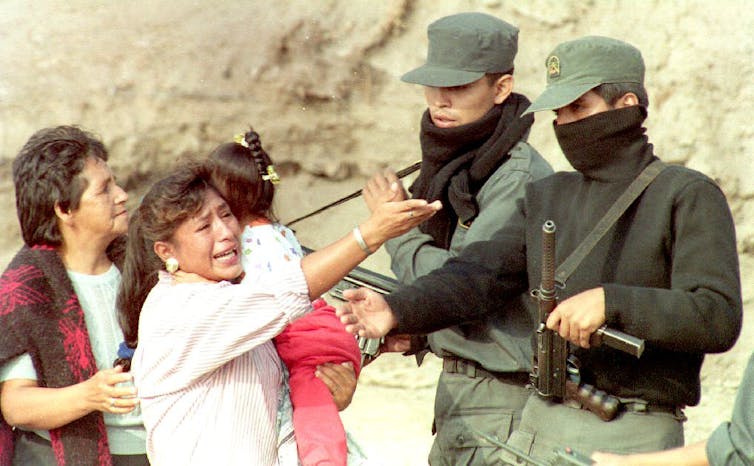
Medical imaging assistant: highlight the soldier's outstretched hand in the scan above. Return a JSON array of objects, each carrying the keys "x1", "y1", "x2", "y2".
[{"x1": 337, "y1": 287, "x2": 397, "y2": 338}]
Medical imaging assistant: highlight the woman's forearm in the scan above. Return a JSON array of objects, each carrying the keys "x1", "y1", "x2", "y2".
[
  {"x1": 301, "y1": 227, "x2": 370, "y2": 299},
  {"x1": 1, "y1": 367, "x2": 136, "y2": 431},
  {"x1": 301, "y1": 198, "x2": 441, "y2": 299},
  {"x1": 1, "y1": 380, "x2": 93, "y2": 430}
]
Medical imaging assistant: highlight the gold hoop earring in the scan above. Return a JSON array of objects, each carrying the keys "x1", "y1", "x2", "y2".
[{"x1": 165, "y1": 257, "x2": 179, "y2": 274}]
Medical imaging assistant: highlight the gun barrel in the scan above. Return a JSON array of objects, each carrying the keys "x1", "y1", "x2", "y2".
[
  {"x1": 473, "y1": 430, "x2": 551, "y2": 466},
  {"x1": 533, "y1": 220, "x2": 568, "y2": 399},
  {"x1": 590, "y1": 326, "x2": 645, "y2": 358},
  {"x1": 541, "y1": 220, "x2": 557, "y2": 297},
  {"x1": 474, "y1": 430, "x2": 593, "y2": 466},
  {"x1": 357, "y1": 336, "x2": 383, "y2": 366}
]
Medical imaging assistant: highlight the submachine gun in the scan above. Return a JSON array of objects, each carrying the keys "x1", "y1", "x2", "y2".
[
  {"x1": 530, "y1": 220, "x2": 645, "y2": 421},
  {"x1": 302, "y1": 247, "x2": 397, "y2": 366}
]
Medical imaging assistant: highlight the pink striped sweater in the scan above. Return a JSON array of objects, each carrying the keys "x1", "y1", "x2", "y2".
[{"x1": 132, "y1": 264, "x2": 311, "y2": 465}]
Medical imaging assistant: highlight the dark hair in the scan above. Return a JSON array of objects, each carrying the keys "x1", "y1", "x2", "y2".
[
  {"x1": 12, "y1": 125, "x2": 108, "y2": 247},
  {"x1": 206, "y1": 128, "x2": 277, "y2": 224},
  {"x1": 485, "y1": 68, "x2": 514, "y2": 85},
  {"x1": 593, "y1": 82, "x2": 649, "y2": 108},
  {"x1": 117, "y1": 164, "x2": 213, "y2": 356}
]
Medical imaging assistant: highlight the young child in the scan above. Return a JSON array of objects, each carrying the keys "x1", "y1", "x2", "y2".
[{"x1": 206, "y1": 129, "x2": 362, "y2": 466}]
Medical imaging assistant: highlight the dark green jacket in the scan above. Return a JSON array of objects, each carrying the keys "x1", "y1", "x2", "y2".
[
  {"x1": 386, "y1": 123, "x2": 742, "y2": 407},
  {"x1": 385, "y1": 141, "x2": 552, "y2": 373}
]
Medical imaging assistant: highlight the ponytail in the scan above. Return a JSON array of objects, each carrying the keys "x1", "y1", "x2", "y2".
[{"x1": 117, "y1": 210, "x2": 161, "y2": 346}]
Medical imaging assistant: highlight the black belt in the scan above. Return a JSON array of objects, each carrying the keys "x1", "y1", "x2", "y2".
[
  {"x1": 620, "y1": 400, "x2": 686, "y2": 419},
  {"x1": 563, "y1": 396, "x2": 686, "y2": 420},
  {"x1": 442, "y1": 356, "x2": 530, "y2": 385}
]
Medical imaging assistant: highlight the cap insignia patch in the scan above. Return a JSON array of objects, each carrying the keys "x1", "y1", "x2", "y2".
[{"x1": 547, "y1": 55, "x2": 561, "y2": 78}]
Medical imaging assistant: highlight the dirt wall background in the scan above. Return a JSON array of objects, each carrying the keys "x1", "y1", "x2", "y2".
[{"x1": 1, "y1": 1, "x2": 752, "y2": 464}]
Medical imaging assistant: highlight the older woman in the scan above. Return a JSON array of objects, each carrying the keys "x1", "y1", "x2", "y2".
[
  {"x1": 0, "y1": 126, "x2": 146, "y2": 466},
  {"x1": 117, "y1": 164, "x2": 439, "y2": 465}
]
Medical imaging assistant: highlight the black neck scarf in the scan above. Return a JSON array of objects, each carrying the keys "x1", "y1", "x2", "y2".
[
  {"x1": 554, "y1": 105, "x2": 653, "y2": 181},
  {"x1": 409, "y1": 92, "x2": 534, "y2": 248}
]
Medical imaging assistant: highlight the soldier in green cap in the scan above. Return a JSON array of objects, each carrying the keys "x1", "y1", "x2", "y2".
[
  {"x1": 336, "y1": 35, "x2": 742, "y2": 460},
  {"x1": 360, "y1": 11, "x2": 552, "y2": 465}
]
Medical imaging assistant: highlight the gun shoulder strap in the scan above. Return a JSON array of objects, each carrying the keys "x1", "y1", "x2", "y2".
[{"x1": 554, "y1": 159, "x2": 666, "y2": 285}]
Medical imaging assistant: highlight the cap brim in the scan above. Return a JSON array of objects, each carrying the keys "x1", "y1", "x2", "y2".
[
  {"x1": 522, "y1": 82, "x2": 598, "y2": 115},
  {"x1": 401, "y1": 64, "x2": 485, "y2": 87}
]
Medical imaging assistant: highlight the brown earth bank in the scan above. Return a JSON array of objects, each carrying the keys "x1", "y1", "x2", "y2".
[{"x1": 1, "y1": 1, "x2": 752, "y2": 465}]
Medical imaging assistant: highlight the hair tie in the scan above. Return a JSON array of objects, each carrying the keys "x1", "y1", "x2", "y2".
[
  {"x1": 233, "y1": 130, "x2": 281, "y2": 185},
  {"x1": 261, "y1": 165, "x2": 281, "y2": 185},
  {"x1": 117, "y1": 341, "x2": 135, "y2": 360},
  {"x1": 233, "y1": 133, "x2": 250, "y2": 148}
]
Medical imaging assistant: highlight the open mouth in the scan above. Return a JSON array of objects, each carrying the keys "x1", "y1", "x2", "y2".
[{"x1": 214, "y1": 248, "x2": 237, "y2": 261}]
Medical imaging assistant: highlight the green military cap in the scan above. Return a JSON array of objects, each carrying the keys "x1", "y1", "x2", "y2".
[
  {"x1": 523, "y1": 36, "x2": 645, "y2": 115},
  {"x1": 401, "y1": 12, "x2": 518, "y2": 87}
]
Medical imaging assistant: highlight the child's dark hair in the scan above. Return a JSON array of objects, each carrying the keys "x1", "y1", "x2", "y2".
[
  {"x1": 115, "y1": 163, "x2": 213, "y2": 370},
  {"x1": 206, "y1": 128, "x2": 277, "y2": 224}
]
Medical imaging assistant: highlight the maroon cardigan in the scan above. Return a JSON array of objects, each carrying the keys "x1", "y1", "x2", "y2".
[{"x1": 0, "y1": 243, "x2": 124, "y2": 465}]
